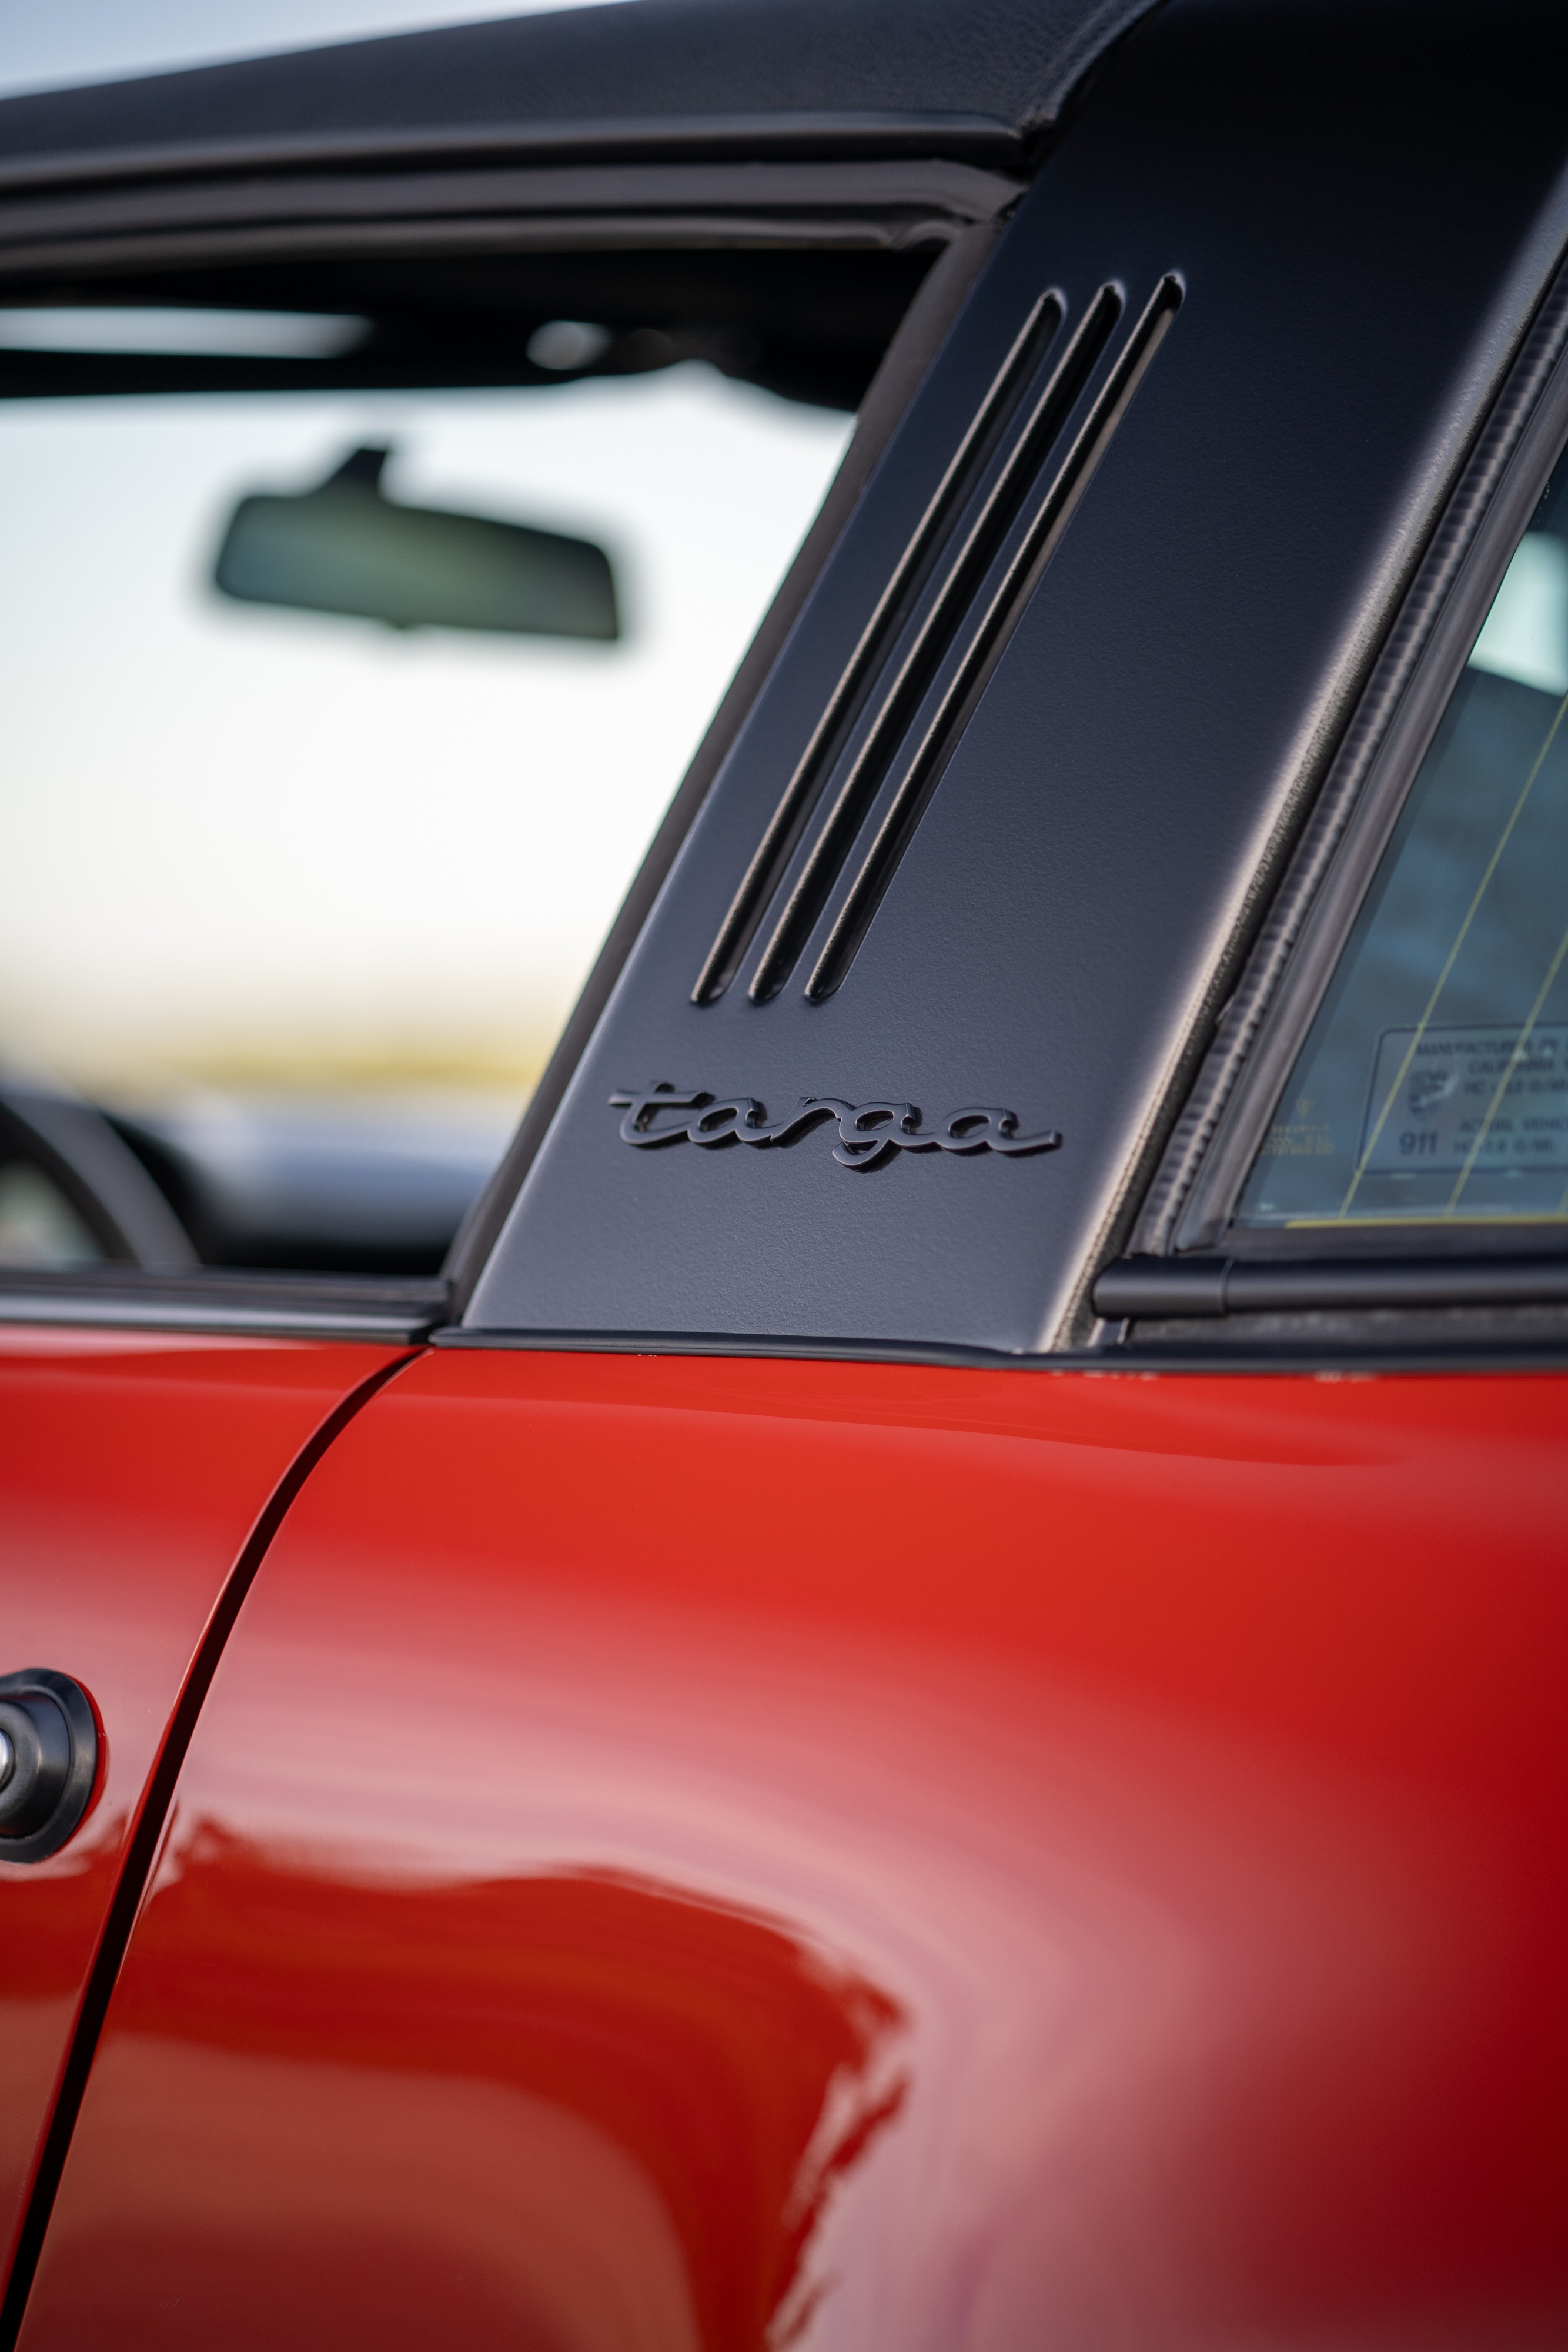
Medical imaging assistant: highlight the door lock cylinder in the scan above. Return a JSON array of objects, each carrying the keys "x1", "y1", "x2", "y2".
[{"x1": 0, "y1": 1671, "x2": 99, "y2": 1862}]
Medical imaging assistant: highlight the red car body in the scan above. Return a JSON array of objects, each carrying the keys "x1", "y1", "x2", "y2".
[
  {"x1": 3, "y1": 1, "x2": 1568, "y2": 2346},
  {"x1": 9, "y1": 1346, "x2": 1568, "y2": 2346}
]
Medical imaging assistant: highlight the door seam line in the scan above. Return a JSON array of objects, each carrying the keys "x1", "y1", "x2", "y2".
[{"x1": 0, "y1": 1343, "x2": 422, "y2": 2350}]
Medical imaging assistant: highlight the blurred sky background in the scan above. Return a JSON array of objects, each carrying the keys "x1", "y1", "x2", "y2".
[{"x1": 0, "y1": 0, "x2": 617, "y2": 97}]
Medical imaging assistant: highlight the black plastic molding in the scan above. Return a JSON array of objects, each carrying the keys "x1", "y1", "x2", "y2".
[
  {"x1": 0, "y1": 1269, "x2": 447, "y2": 1341},
  {"x1": 745, "y1": 285, "x2": 1118, "y2": 1003},
  {"x1": 805, "y1": 270, "x2": 1179, "y2": 1000},
  {"x1": 0, "y1": 155, "x2": 1024, "y2": 285},
  {"x1": 694, "y1": 285, "x2": 1062, "y2": 1004},
  {"x1": 0, "y1": 115, "x2": 1030, "y2": 201},
  {"x1": 1094, "y1": 1252, "x2": 1568, "y2": 1320}
]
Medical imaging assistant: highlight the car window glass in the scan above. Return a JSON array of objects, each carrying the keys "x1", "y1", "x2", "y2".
[
  {"x1": 0, "y1": 1161, "x2": 101, "y2": 1267},
  {"x1": 1233, "y1": 449, "x2": 1568, "y2": 1235},
  {"x1": 0, "y1": 348, "x2": 851, "y2": 1272}
]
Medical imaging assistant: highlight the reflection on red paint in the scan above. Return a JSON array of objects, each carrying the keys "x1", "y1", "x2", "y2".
[
  {"x1": 0, "y1": 1330, "x2": 405, "y2": 2296},
  {"x1": 27, "y1": 1825, "x2": 905, "y2": 2352},
  {"x1": 19, "y1": 1351, "x2": 1568, "y2": 2348}
]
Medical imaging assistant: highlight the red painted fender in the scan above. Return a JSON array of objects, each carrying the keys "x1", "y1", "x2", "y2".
[{"x1": 21, "y1": 1348, "x2": 1568, "y2": 2347}]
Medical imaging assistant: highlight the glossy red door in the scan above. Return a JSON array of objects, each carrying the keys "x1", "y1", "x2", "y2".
[
  {"x1": 0, "y1": 1329, "x2": 407, "y2": 2304},
  {"x1": 20, "y1": 1348, "x2": 1568, "y2": 2350}
]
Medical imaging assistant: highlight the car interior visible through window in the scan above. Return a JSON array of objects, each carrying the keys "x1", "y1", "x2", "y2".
[{"x1": 0, "y1": 289, "x2": 865, "y2": 1279}]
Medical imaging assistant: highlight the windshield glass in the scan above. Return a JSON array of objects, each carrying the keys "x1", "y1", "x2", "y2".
[{"x1": 0, "y1": 356, "x2": 851, "y2": 1272}]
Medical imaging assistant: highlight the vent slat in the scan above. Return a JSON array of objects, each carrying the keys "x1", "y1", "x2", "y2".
[
  {"x1": 689, "y1": 288, "x2": 1061, "y2": 1005},
  {"x1": 806, "y1": 272, "x2": 1182, "y2": 1000},
  {"x1": 748, "y1": 282, "x2": 1125, "y2": 1003}
]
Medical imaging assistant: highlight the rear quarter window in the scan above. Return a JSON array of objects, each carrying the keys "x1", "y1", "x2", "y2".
[{"x1": 1235, "y1": 453, "x2": 1568, "y2": 1236}]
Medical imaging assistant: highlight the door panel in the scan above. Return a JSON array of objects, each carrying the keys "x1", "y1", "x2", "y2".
[
  {"x1": 0, "y1": 1329, "x2": 407, "y2": 2298},
  {"x1": 19, "y1": 1348, "x2": 1568, "y2": 2349}
]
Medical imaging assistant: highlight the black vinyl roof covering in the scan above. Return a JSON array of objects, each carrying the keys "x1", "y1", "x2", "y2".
[{"x1": 0, "y1": 0, "x2": 1166, "y2": 179}]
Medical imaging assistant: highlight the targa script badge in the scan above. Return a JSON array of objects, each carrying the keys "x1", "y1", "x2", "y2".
[{"x1": 610, "y1": 1084, "x2": 1061, "y2": 1171}]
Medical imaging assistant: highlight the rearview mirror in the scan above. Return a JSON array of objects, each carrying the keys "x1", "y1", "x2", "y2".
[{"x1": 213, "y1": 445, "x2": 619, "y2": 639}]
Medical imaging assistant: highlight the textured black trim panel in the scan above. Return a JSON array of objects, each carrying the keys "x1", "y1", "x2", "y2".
[
  {"x1": 0, "y1": 157, "x2": 1022, "y2": 285},
  {"x1": 434, "y1": 1324, "x2": 1568, "y2": 1377}
]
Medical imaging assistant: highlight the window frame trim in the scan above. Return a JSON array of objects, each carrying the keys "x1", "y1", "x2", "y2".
[{"x1": 1138, "y1": 258, "x2": 1568, "y2": 1267}]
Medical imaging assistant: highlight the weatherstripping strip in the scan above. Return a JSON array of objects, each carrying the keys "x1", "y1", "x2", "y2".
[
  {"x1": 748, "y1": 284, "x2": 1124, "y2": 1004},
  {"x1": 691, "y1": 289, "x2": 1061, "y2": 1004},
  {"x1": 807, "y1": 273, "x2": 1182, "y2": 1001},
  {"x1": 1092, "y1": 1250, "x2": 1568, "y2": 1319}
]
